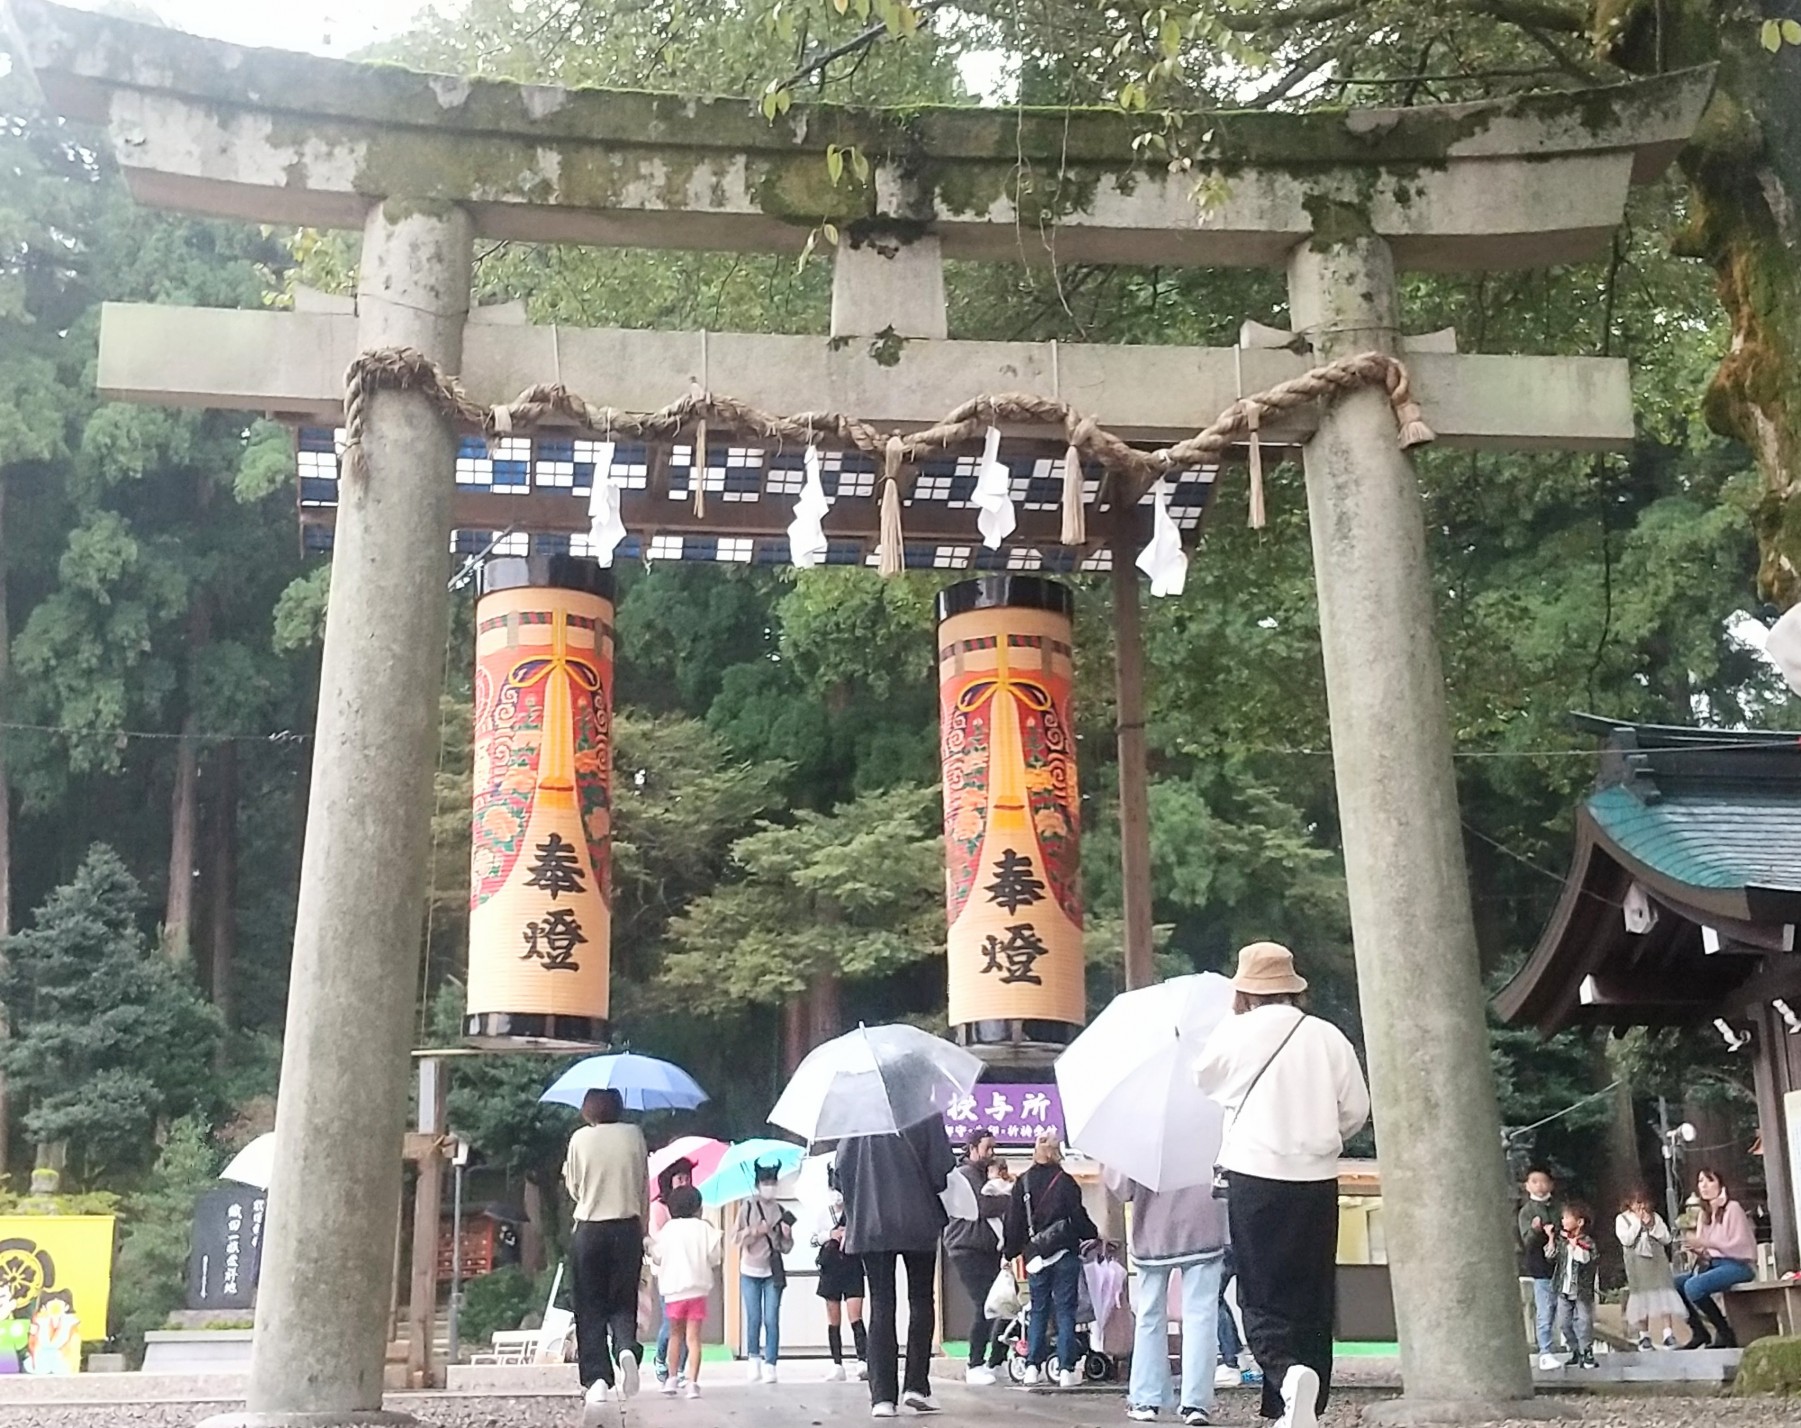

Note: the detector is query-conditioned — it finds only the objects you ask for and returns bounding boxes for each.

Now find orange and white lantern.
[937,577,1085,1053]
[465,556,615,1047]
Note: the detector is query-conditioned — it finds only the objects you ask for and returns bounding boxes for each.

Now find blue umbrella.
[699,1138,804,1207]
[539,1053,708,1113]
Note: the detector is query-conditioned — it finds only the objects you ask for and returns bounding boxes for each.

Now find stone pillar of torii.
[4,2,1713,1421]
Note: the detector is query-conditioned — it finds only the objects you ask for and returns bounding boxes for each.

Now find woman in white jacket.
[1194,943,1369,1428]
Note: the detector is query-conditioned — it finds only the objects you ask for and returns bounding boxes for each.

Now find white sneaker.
[760,1360,779,1384]
[580,1381,609,1428]
[1022,1364,1043,1386]
[660,1377,679,1397]
[1214,1364,1239,1390]
[617,1350,640,1400]
[1059,1367,1080,1389]
[748,1360,765,1383]
[1281,1365,1320,1428]
[966,1366,997,1386]
[1126,1407,1159,1421]
[855,1360,869,1381]
[1537,1352,1560,1371]
[872,1404,898,1419]
[1661,1330,1678,1349]
[826,1363,848,1382]
[682,1383,701,1400]
[902,1391,940,1413]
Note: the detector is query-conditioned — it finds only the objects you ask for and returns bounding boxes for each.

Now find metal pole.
[1658,1096,1681,1232]
[447,1152,465,1365]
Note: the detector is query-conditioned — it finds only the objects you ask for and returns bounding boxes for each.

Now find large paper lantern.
[937,577,1084,1056]
[465,555,615,1047]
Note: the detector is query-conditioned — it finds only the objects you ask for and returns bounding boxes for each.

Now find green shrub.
[109,1118,218,1366]
[1734,1335,1801,1396]
[459,1267,536,1351]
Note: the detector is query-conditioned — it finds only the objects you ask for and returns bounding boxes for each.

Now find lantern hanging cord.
[338,346,1435,504]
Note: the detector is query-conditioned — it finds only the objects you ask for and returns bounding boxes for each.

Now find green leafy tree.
[0,846,221,1180]
[659,781,944,1010]
[109,1116,219,1363]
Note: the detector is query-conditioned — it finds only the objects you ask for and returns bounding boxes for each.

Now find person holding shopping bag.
[1194,943,1369,1428]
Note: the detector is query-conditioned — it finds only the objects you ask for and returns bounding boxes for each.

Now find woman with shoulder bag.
[1002,1130,1097,1389]
[1194,944,1369,1428]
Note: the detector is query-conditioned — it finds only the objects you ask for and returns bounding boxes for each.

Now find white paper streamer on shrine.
[788,443,831,569]
[584,440,625,567]
[1767,603,1801,696]
[1136,479,1189,598]
[973,426,1016,550]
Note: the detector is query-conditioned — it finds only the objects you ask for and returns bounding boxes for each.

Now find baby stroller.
[999,1241,1122,1384]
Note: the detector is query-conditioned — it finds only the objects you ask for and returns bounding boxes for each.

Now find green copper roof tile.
[1588,782,1801,892]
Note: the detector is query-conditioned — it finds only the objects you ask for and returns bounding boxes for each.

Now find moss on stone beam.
[11,0,1711,173]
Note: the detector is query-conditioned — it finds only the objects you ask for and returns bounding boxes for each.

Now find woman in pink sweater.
[1674,1168,1757,1349]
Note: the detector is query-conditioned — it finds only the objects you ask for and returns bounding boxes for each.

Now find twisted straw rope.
[339,346,1434,504]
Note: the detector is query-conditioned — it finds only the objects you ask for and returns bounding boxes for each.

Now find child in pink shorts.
[650,1186,722,1399]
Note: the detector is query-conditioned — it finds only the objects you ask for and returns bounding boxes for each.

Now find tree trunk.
[782,996,810,1077]
[808,970,842,1048]
[205,740,239,1032]
[520,1177,548,1276]
[1598,4,1801,606]
[165,713,201,960]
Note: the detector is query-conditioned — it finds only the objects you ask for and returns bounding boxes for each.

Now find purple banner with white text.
[942,1083,1065,1147]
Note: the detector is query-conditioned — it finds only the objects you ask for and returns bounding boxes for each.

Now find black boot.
[1700,1301,1737,1349]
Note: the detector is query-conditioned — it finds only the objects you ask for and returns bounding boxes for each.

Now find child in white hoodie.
[649,1186,722,1400]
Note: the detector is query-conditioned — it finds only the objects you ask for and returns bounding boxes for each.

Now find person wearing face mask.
[942,1132,1007,1386]
[813,1167,869,1380]
[733,1163,795,1383]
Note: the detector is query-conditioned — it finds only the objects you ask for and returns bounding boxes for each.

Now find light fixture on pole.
[1713,1018,1751,1053]
[1773,999,1801,1035]
[446,1136,470,1367]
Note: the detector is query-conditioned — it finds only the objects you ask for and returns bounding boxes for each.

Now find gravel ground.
[0,1389,1796,1428]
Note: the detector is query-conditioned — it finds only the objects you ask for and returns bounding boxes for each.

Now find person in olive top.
[563,1088,650,1423]
[943,1132,1006,1385]
[1517,1166,1559,1370]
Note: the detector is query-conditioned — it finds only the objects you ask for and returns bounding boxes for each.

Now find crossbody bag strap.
[1228,1010,1308,1131]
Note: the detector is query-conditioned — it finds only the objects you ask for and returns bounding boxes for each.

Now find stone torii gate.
[4,2,1710,1422]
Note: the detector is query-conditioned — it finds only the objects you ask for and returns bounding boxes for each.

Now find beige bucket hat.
[1231,941,1308,996]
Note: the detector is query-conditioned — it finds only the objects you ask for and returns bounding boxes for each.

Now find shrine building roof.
[1493,716,1801,1037]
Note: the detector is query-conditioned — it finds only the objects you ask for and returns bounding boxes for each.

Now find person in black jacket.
[1002,1130,1096,1389]
[837,1118,956,1418]
[942,1133,1006,1385]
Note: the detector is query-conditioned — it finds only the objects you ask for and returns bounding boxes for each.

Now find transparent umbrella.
[769,1023,983,1145]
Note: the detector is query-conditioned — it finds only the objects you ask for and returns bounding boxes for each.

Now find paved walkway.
[0,1377,1796,1428]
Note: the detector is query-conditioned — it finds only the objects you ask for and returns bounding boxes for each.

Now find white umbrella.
[1054,972,1234,1191]
[769,1023,983,1144]
[220,1133,276,1190]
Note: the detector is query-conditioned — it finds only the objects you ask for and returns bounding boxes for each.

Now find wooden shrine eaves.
[97,303,1635,453]
[7,0,1711,272]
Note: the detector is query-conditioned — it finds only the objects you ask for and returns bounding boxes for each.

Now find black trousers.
[571,1218,644,1389]
[1227,1173,1336,1421]
[948,1249,1006,1368]
[862,1250,937,1405]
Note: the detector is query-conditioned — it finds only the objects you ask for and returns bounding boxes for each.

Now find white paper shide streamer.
[584,440,625,567]
[973,426,1016,550]
[1135,479,1189,598]
[1767,603,1801,697]
[788,444,831,569]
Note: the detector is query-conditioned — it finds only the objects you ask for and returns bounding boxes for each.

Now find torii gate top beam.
[7,0,1709,273]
